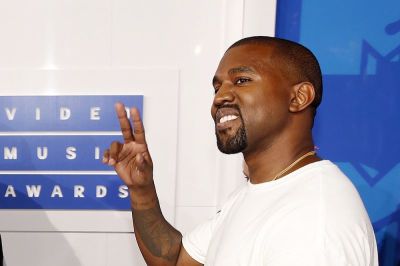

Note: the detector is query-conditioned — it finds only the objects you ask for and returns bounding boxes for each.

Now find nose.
[213,83,235,107]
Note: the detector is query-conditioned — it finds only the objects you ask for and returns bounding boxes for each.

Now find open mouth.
[219,114,238,124]
[215,106,241,130]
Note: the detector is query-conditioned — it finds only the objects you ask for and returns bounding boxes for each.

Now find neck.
[243,133,319,184]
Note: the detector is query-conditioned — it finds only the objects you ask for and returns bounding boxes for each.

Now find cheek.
[239,90,269,116]
[239,93,270,130]
[239,89,287,136]
[243,106,272,134]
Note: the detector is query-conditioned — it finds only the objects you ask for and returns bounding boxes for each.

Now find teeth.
[219,115,238,124]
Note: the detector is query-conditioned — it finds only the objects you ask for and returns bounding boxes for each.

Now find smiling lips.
[215,107,241,130]
[219,115,238,124]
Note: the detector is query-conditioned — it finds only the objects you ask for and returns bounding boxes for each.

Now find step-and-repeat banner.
[276,0,400,265]
[0,95,142,210]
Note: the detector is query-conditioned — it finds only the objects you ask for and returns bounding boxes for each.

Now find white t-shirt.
[182,160,378,265]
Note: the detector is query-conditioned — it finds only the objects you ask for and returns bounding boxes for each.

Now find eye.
[235,77,251,85]
[213,86,220,94]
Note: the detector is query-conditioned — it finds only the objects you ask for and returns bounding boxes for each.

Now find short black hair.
[228,36,323,110]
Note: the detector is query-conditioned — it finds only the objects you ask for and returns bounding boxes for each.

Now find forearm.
[130,186,182,266]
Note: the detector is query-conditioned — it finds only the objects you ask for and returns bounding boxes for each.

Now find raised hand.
[102,102,153,190]
[102,103,199,266]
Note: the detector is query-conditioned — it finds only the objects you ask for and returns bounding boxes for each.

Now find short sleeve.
[182,212,221,264]
[182,185,246,264]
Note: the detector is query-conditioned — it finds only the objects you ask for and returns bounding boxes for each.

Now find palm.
[114,142,153,188]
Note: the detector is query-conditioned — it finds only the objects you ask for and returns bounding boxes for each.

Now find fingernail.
[108,158,115,166]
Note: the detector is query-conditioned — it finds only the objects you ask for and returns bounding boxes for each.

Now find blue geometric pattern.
[276,1,400,265]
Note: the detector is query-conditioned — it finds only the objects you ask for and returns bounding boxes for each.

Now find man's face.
[211,44,292,154]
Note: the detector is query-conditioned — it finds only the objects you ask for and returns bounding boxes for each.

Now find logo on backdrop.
[0,95,143,210]
[316,17,400,183]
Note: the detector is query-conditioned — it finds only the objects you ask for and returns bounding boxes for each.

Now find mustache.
[217,104,240,112]
[215,104,243,120]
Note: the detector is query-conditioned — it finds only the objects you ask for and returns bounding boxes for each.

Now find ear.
[289,82,316,113]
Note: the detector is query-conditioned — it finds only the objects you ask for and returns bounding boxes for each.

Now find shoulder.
[292,161,373,233]
[265,161,377,258]
[312,161,370,222]
[291,160,367,211]
[303,161,378,265]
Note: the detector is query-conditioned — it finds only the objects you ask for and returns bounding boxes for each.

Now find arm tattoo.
[133,207,182,262]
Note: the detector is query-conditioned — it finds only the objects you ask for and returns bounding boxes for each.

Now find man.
[103,36,378,265]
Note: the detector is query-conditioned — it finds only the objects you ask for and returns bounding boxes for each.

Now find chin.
[216,134,248,154]
[217,146,243,154]
[215,121,248,154]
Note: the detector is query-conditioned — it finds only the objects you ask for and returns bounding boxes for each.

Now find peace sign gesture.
[103,102,153,190]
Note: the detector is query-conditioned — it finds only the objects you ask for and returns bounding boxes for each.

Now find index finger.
[130,107,147,144]
[115,102,134,143]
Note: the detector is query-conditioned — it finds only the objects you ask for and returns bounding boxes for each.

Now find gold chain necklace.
[271,151,316,181]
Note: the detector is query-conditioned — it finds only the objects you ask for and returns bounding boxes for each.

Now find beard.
[216,119,248,154]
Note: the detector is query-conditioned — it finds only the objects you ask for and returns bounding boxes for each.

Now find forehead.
[216,44,278,74]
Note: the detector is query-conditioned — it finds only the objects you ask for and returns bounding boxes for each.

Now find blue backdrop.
[276,1,400,265]
[0,95,143,210]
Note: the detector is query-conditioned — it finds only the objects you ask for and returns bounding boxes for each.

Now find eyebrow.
[228,66,256,75]
[212,66,256,86]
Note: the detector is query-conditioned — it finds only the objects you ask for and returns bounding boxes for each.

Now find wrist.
[129,184,158,210]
